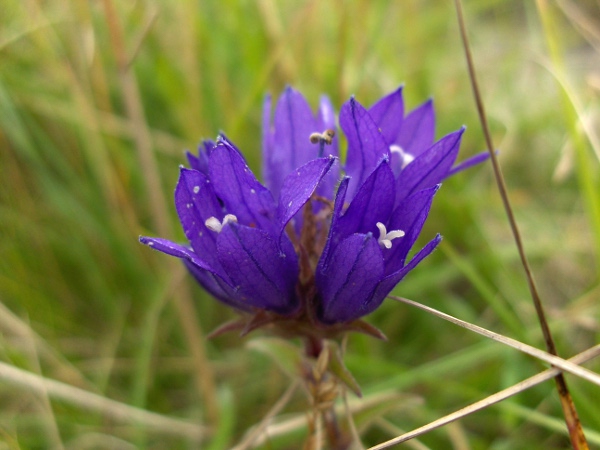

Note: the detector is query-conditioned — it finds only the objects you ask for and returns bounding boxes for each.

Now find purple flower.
[140,87,485,336]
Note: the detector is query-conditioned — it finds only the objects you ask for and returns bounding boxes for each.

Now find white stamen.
[376,222,405,249]
[390,144,415,169]
[193,186,200,194]
[205,214,238,233]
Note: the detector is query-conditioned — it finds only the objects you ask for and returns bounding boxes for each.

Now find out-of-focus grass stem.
[455,1,588,448]
[537,0,600,276]
[101,0,219,426]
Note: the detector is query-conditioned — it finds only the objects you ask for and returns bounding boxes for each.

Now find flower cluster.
[140,86,486,338]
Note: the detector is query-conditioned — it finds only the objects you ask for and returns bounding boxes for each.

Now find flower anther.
[205,214,238,233]
[376,222,405,249]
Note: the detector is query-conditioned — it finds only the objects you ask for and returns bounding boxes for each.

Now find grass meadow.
[1,0,599,448]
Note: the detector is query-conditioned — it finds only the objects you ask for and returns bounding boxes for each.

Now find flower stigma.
[205,214,238,233]
[390,144,415,169]
[309,129,336,157]
[376,222,405,249]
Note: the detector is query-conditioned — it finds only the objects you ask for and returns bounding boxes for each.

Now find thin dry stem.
[368,344,600,449]
[250,391,414,447]
[0,300,92,390]
[0,361,206,441]
[231,380,301,450]
[339,334,364,449]
[388,295,600,386]
[22,316,65,450]
[373,419,431,450]
[101,0,219,425]
[454,0,588,448]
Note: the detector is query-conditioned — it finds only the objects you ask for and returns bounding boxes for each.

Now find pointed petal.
[277,155,336,237]
[217,223,299,314]
[384,185,438,275]
[340,97,390,200]
[368,86,404,145]
[186,151,201,172]
[269,87,320,197]
[318,176,349,270]
[209,141,276,232]
[182,259,251,311]
[261,94,276,189]
[395,127,464,201]
[316,233,384,324]
[318,95,336,130]
[334,160,395,240]
[447,150,490,177]
[175,167,225,273]
[396,99,435,158]
[186,140,215,174]
[316,95,340,200]
[139,236,238,304]
[367,234,442,315]
[139,236,207,265]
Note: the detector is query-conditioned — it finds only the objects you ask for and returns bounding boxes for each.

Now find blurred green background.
[1,0,599,448]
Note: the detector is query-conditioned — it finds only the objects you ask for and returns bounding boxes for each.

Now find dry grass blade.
[454,0,588,448]
[368,344,600,449]
[388,295,600,387]
[248,391,417,447]
[0,361,206,441]
[101,0,219,425]
[231,380,300,450]
[0,300,91,390]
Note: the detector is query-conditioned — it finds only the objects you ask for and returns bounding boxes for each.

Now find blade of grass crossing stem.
[453,1,588,448]
[368,344,600,449]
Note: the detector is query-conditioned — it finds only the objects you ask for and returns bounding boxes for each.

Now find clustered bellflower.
[140,86,486,340]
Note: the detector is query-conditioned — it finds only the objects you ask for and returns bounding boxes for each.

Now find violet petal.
[261,94,276,189]
[270,87,320,197]
[316,233,384,324]
[340,97,390,200]
[368,86,404,145]
[175,167,225,274]
[318,176,350,271]
[395,127,464,202]
[334,159,395,241]
[447,150,490,177]
[217,223,299,314]
[384,185,439,275]
[209,141,276,232]
[277,155,336,238]
[186,140,215,174]
[139,236,232,284]
[182,259,252,311]
[316,95,340,199]
[367,234,442,314]
[396,99,435,158]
